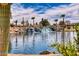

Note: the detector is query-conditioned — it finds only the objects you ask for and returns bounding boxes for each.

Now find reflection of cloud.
[11,3,79,24]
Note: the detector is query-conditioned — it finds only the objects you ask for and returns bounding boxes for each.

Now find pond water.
[9,28,76,54]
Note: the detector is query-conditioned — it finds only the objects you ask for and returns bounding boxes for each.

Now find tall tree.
[39,19,50,27]
[31,17,35,25]
[26,20,29,27]
[21,17,25,27]
[14,20,18,27]
[54,19,58,43]
[61,14,65,22]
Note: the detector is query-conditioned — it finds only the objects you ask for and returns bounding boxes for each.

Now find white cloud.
[11,3,79,25]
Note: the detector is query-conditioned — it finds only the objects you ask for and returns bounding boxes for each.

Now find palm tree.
[14,20,18,27]
[31,17,35,25]
[61,14,65,22]
[42,18,44,21]
[26,20,29,27]
[54,19,58,43]
[21,17,25,27]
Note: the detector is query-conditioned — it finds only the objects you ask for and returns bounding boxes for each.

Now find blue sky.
[21,3,70,8]
[21,3,70,14]
[11,3,79,24]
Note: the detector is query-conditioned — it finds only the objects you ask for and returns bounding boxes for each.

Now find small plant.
[51,42,77,56]
[74,23,79,54]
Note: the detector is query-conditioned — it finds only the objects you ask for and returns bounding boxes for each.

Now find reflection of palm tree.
[31,17,35,25]
[33,34,35,48]
[23,34,25,47]
[23,33,25,47]
[15,33,18,47]
[54,19,58,43]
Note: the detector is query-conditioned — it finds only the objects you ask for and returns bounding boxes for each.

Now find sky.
[11,3,79,25]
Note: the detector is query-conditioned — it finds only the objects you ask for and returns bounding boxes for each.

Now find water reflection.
[23,33,25,47]
[15,33,18,47]
[32,33,35,48]
[9,31,76,54]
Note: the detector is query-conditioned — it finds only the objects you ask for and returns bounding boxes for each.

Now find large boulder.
[40,51,51,55]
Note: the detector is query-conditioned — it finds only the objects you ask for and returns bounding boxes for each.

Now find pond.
[9,29,76,55]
